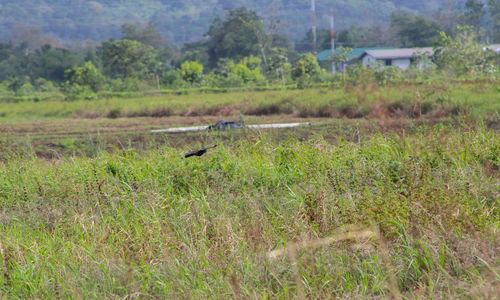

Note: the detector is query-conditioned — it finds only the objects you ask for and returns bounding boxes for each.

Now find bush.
[35,78,60,93]
[292,53,325,88]
[205,72,245,88]
[208,56,267,88]
[18,82,35,97]
[265,48,292,85]
[180,61,203,85]
[433,26,498,78]
[62,83,97,101]
[161,70,187,89]
[65,61,105,92]
[122,77,145,92]
[373,66,403,86]
[231,63,266,85]
[6,76,30,96]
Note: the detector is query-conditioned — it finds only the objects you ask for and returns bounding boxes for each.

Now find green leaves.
[433,26,497,77]
[101,39,161,80]
[291,53,324,88]
[65,62,105,93]
[206,8,265,68]
[180,61,203,85]
[390,13,441,47]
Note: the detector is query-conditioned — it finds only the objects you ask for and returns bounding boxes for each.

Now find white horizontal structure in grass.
[151,122,311,133]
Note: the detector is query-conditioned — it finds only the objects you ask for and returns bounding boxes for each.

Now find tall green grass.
[0,125,498,298]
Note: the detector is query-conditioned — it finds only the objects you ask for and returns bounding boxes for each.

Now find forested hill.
[0,0,448,45]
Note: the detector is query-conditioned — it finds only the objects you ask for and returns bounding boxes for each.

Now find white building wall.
[362,55,373,66]
[362,55,382,68]
[362,54,432,70]
[391,58,411,70]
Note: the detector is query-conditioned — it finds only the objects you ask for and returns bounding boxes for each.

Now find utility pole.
[311,0,317,55]
[330,9,336,73]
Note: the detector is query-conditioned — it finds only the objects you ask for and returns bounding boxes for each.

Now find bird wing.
[184,151,198,158]
[185,145,217,158]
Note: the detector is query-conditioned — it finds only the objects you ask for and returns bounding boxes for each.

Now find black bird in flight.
[184,145,217,158]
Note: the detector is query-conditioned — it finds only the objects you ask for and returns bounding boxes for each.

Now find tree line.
[0,5,498,100]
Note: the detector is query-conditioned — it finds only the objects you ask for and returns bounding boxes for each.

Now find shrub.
[373,66,403,86]
[208,56,267,88]
[292,53,322,79]
[433,26,498,78]
[62,83,97,101]
[180,61,203,85]
[292,53,325,88]
[64,61,105,92]
[35,78,60,93]
[161,70,187,89]
[231,63,266,85]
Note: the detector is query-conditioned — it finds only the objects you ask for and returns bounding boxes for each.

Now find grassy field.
[0,82,499,122]
[1,81,498,158]
[0,82,499,298]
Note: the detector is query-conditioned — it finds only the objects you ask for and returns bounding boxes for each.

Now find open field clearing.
[0,126,499,298]
[1,82,498,157]
[2,116,485,158]
[0,83,499,298]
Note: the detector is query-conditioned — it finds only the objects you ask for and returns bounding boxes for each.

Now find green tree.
[265,47,291,84]
[488,0,500,42]
[206,7,266,68]
[390,13,441,47]
[291,53,323,88]
[208,56,266,87]
[336,26,387,48]
[6,76,29,95]
[180,61,203,84]
[65,61,105,92]
[232,56,265,84]
[101,39,160,80]
[120,21,174,65]
[433,26,497,76]
[465,0,486,32]
[27,45,85,82]
[121,22,164,49]
[433,0,467,35]
[295,29,331,53]
[336,47,353,67]
[0,42,22,82]
[291,53,322,79]
[179,41,210,68]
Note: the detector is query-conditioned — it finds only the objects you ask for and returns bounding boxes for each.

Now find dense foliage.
[0,0,454,45]
[0,5,497,101]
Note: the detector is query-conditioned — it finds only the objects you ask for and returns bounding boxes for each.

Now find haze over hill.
[0,0,450,45]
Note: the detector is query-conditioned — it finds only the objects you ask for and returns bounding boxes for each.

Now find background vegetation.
[0,2,498,103]
[0,0,472,44]
[0,2,499,298]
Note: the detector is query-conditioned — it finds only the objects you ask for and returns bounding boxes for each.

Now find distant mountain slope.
[0,0,447,45]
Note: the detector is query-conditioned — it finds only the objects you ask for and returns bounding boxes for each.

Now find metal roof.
[316,47,396,61]
[484,44,500,52]
[361,47,434,60]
